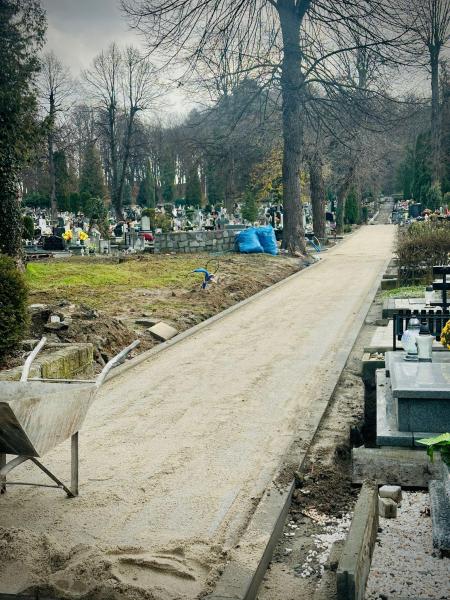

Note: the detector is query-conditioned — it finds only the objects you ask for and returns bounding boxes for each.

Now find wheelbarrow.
[0,337,139,498]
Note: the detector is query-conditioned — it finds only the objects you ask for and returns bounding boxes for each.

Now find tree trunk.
[48,94,57,222]
[108,106,122,221]
[430,50,441,186]
[278,1,307,254]
[335,171,354,234]
[355,183,362,225]
[116,109,138,219]
[308,156,326,241]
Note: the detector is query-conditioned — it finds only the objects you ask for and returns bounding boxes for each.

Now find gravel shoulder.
[367,492,450,600]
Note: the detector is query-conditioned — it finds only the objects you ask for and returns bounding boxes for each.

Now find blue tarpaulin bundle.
[235,226,278,255]
[235,228,263,253]
[255,225,278,255]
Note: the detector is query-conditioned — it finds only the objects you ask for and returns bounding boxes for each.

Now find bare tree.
[122,0,413,254]
[84,43,159,219]
[408,0,450,184]
[39,51,73,220]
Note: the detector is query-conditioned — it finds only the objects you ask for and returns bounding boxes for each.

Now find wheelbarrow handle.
[96,340,140,388]
[20,337,47,382]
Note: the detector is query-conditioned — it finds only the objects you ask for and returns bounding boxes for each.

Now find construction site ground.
[0,224,394,600]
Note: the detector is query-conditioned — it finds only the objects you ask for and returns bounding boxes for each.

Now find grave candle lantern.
[401,317,421,361]
[416,322,434,363]
[425,285,434,306]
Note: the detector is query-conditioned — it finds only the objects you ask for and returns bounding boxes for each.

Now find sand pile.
[0,526,217,599]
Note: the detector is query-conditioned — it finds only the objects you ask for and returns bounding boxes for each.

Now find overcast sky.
[41,0,142,74]
[41,0,194,115]
[41,0,435,111]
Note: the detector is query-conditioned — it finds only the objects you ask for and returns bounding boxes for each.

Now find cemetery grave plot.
[366,491,450,599]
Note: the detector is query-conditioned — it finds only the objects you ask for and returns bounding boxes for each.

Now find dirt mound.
[29,301,154,370]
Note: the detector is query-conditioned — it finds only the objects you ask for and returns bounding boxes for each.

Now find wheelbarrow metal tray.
[0,381,95,457]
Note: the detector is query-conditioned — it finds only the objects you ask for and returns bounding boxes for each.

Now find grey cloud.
[41,0,143,74]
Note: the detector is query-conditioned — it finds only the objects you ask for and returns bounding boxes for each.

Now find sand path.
[0,225,394,599]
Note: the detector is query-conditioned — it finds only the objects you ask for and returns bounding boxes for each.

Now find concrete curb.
[205,250,392,599]
[206,482,295,600]
[337,480,379,600]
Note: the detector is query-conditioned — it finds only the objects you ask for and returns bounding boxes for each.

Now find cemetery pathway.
[1,224,395,600]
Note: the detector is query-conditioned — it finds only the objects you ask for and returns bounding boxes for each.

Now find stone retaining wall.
[0,343,94,381]
[154,230,239,254]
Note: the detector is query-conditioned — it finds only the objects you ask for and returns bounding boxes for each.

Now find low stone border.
[0,343,94,382]
[336,481,379,600]
[352,447,442,488]
[154,229,238,254]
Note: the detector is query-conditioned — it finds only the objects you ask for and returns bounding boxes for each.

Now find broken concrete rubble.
[379,485,402,504]
[378,497,397,519]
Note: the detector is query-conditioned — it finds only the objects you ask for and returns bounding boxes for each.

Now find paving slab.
[0,225,395,600]
[148,321,179,341]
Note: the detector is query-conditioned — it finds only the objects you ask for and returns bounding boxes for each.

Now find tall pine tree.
[54,150,70,211]
[412,133,432,203]
[241,187,258,223]
[185,164,202,207]
[137,160,156,207]
[160,152,175,203]
[79,143,106,200]
[0,0,45,258]
[206,162,225,207]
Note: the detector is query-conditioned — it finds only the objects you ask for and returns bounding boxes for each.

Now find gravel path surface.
[367,492,450,600]
[0,225,394,600]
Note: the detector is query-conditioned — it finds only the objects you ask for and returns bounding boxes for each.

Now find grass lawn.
[381,285,425,299]
[26,255,204,291]
[25,253,301,316]
[25,255,212,310]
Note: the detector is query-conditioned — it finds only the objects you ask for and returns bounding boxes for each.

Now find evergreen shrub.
[0,255,28,359]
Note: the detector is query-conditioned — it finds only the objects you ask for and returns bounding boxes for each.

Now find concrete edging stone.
[336,480,379,600]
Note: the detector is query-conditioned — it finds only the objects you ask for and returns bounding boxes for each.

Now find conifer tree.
[241,187,258,223]
[79,143,106,200]
[185,164,202,207]
[137,160,156,207]
[0,0,45,258]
